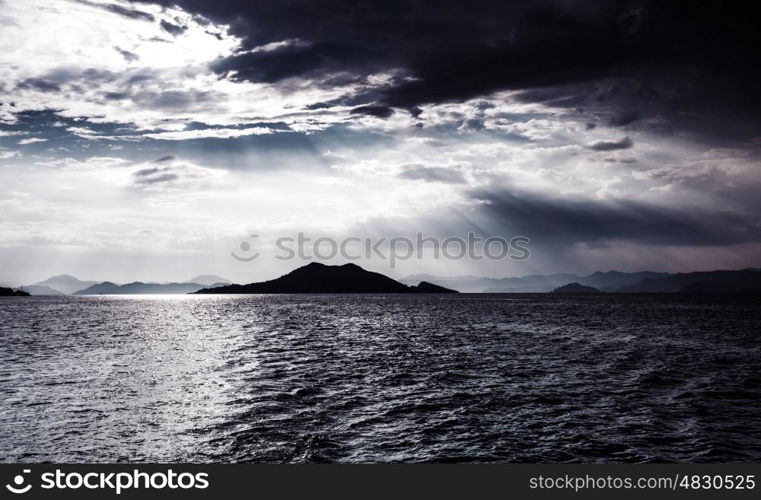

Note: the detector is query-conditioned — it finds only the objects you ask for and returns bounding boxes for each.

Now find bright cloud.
[1,0,760,283]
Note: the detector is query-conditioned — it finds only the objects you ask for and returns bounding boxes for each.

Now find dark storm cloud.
[209,40,371,86]
[75,0,155,21]
[160,19,186,36]
[128,0,761,138]
[469,188,761,247]
[103,91,129,100]
[17,68,119,95]
[350,105,394,118]
[132,158,187,186]
[115,47,139,63]
[587,137,633,151]
[133,170,179,185]
[134,167,162,177]
[18,78,61,93]
[132,89,214,109]
[99,88,218,109]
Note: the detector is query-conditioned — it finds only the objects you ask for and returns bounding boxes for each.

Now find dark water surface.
[1,294,760,463]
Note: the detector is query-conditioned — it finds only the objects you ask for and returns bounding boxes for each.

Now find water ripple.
[1,293,760,462]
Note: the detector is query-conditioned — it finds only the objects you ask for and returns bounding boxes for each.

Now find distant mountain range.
[616,269,761,293]
[185,275,231,287]
[197,263,458,294]
[8,268,761,296]
[18,284,66,295]
[399,270,671,292]
[401,268,761,293]
[28,274,99,295]
[74,281,229,295]
[17,274,231,295]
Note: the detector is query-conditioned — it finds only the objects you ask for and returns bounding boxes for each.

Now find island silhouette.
[195,262,458,294]
[552,282,601,293]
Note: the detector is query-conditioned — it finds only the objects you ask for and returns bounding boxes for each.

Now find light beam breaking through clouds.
[1,0,761,284]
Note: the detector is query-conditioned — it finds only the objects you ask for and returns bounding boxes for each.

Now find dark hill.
[0,287,30,296]
[408,281,457,293]
[196,263,459,294]
[552,282,601,293]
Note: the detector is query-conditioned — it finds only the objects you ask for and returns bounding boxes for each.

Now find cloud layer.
[1,0,760,282]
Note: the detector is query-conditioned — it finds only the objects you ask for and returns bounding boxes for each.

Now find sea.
[1,294,760,463]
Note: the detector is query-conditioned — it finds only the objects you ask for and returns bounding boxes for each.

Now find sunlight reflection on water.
[1,294,760,463]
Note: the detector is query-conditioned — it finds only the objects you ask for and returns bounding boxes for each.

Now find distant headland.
[552,283,600,294]
[195,262,458,294]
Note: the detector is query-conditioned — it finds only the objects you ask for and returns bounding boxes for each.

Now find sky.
[1,0,761,285]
